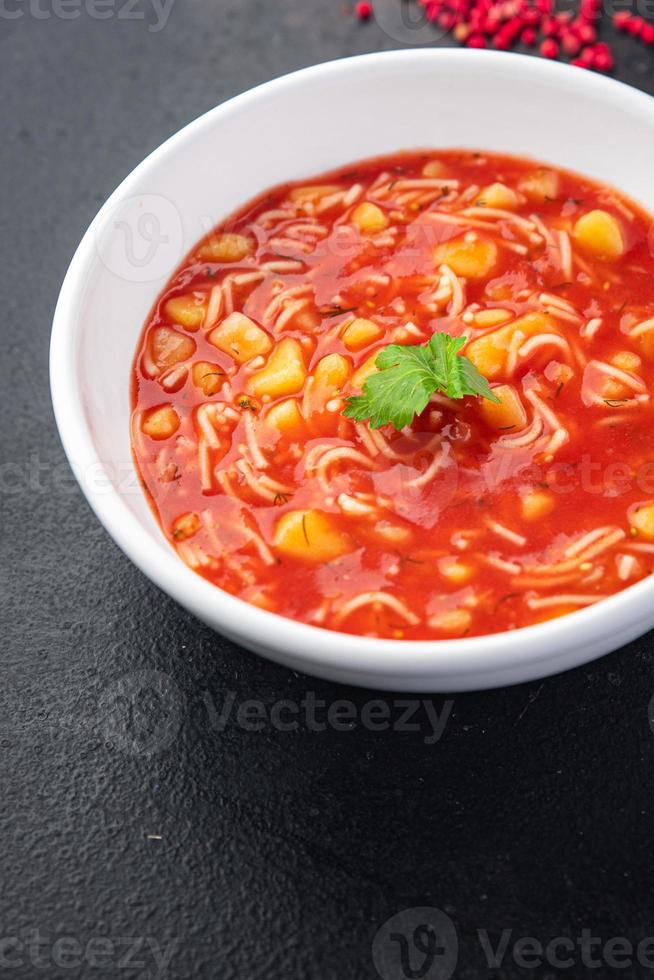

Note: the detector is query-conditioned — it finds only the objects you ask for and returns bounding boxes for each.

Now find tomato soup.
[131,150,654,639]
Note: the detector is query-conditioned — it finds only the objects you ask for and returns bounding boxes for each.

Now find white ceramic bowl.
[51,49,654,691]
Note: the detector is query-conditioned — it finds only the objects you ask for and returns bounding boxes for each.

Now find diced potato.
[434,237,498,279]
[265,398,304,435]
[164,293,206,331]
[599,353,641,401]
[290,184,342,203]
[422,160,447,178]
[611,351,641,372]
[248,338,306,400]
[192,361,225,397]
[273,509,353,562]
[172,512,200,541]
[474,308,513,328]
[521,490,556,521]
[198,233,252,262]
[149,327,196,373]
[314,353,351,390]
[350,350,381,391]
[478,182,519,210]
[208,312,272,365]
[630,502,654,539]
[478,383,527,431]
[428,608,472,635]
[465,333,506,380]
[573,210,624,261]
[518,169,559,202]
[142,405,180,440]
[351,202,389,234]
[341,317,383,352]
[510,311,556,336]
[466,312,556,380]
[438,557,475,585]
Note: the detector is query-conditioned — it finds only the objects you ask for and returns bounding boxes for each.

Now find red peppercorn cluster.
[613,10,654,45]
[354,0,623,72]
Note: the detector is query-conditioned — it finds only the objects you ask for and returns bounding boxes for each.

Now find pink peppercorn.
[594,47,614,70]
[613,10,630,29]
[466,31,487,45]
[522,26,537,44]
[579,0,600,21]
[492,30,511,48]
[626,15,643,36]
[562,33,581,55]
[579,44,595,64]
[577,21,597,43]
[641,22,654,43]
[355,0,372,18]
[540,37,558,57]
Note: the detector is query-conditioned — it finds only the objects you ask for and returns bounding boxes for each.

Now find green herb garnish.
[343,332,499,431]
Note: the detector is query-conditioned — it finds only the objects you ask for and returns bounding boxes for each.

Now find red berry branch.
[353,0,652,71]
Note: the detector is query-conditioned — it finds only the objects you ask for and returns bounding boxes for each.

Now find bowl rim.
[50,48,654,685]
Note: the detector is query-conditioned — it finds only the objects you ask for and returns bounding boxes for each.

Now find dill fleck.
[319,305,357,318]
[495,592,520,611]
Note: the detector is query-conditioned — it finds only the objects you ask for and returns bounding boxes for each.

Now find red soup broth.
[131,150,654,639]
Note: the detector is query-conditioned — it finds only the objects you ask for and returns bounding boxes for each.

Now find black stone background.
[3,2,654,977]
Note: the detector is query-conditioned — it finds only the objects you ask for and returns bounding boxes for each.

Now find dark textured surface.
[3,3,654,977]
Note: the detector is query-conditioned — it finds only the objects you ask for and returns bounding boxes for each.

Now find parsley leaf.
[343,332,499,430]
